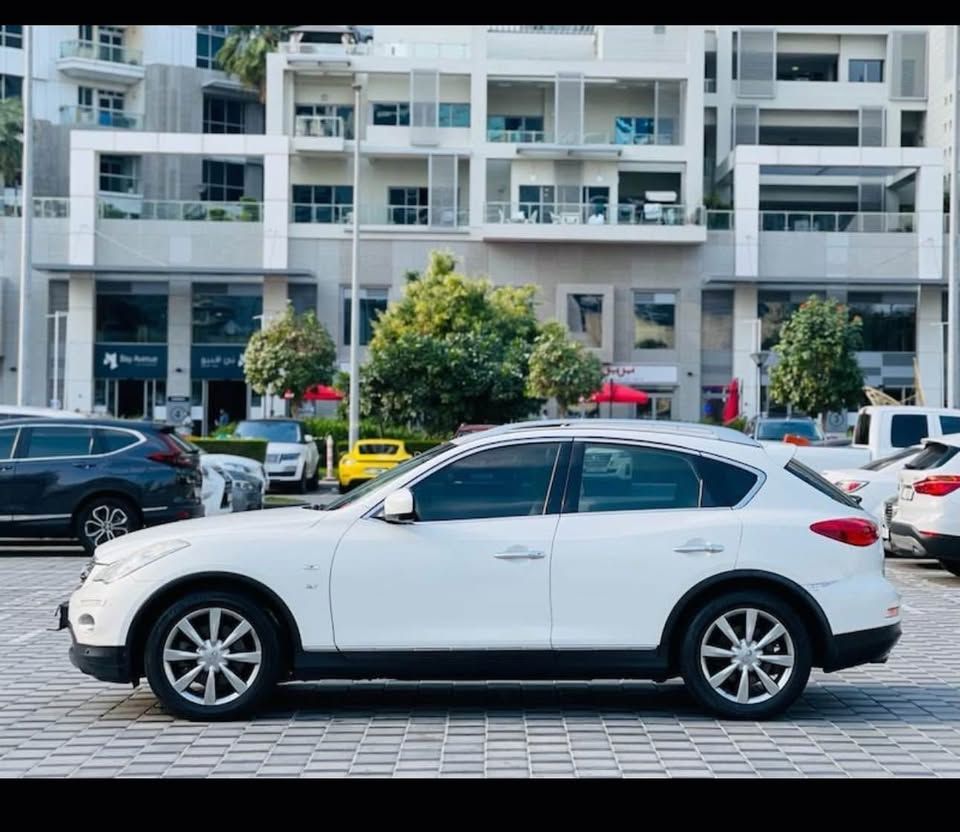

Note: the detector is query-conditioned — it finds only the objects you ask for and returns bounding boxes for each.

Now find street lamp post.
[16,25,33,406]
[750,350,771,421]
[348,80,362,449]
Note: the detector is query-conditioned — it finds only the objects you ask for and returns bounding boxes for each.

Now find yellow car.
[338,439,413,492]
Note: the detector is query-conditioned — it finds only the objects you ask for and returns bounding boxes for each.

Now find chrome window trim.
[9,424,146,462]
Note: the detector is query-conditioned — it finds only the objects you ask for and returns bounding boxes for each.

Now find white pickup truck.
[765,406,960,471]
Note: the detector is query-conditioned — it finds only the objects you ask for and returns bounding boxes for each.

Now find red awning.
[590,381,650,404]
[300,385,344,401]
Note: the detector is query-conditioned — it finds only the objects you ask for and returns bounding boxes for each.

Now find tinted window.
[698,456,761,508]
[785,459,860,508]
[23,427,94,458]
[853,412,871,445]
[575,444,701,513]
[96,429,138,454]
[0,429,16,459]
[412,443,561,522]
[940,416,960,436]
[891,414,928,448]
[862,446,921,471]
[756,420,823,441]
[905,442,960,471]
[357,443,401,455]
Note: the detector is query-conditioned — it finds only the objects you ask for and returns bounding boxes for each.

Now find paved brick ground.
[1,548,959,778]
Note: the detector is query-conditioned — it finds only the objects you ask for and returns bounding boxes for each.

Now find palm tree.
[216,26,294,103]
[0,97,23,201]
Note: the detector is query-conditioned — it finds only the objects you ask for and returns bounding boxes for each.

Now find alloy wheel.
[83,505,131,547]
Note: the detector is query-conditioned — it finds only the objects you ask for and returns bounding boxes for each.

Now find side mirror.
[304,434,314,443]
[383,488,415,523]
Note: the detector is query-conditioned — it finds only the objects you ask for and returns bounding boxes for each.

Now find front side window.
[203,96,245,134]
[412,442,562,522]
[567,293,603,349]
[342,287,388,346]
[291,184,353,223]
[633,291,676,349]
[849,59,884,83]
[22,427,94,459]
[201,160,244,201]
[940,416,960,436]
[891,413,928,448]
[0,429,16,459]
[372,102,411,126]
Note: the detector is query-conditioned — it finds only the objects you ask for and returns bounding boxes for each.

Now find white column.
[732,284,760,419]
[715,27,734,163]
[68,146,97,266]
[262,275,289,414]
[683,27,705,214]
[265,53,286,136]
[733,158,760,278]
[166,279,192,399]
[64,275,95,412]
[916,284,946,407]
[262,147,290,271]
[469,26,487,226]
[915,159,944,281]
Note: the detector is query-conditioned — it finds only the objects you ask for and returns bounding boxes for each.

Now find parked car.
[886,435,960,576]
[60,419,900,721]
[199,452,267,510]
[0,405,87,421]
[746,417,824,443]
[232,419,320,493]
[823,446,924,519]
[338,439,413,492]
[200,459,233,516]
[0,418,202,554]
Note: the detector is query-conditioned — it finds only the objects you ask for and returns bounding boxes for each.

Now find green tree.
[0,97,23,193]
[768,295,864,422]
[527,320,603,416]
[216,26,294,102]
[362,250,542,434]
[243,306,336,411]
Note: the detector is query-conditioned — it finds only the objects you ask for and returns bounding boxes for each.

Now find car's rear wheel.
[76,496,141,555]
[307,464,319,491]
[144,591,281,721]
[680,592,812,720]
[296,467,309,494]
[939,559,960,577]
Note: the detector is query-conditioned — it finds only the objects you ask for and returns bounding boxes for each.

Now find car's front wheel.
[76,496,141,555]
[307,464,319,491]
[144,592,282,720]
[680,592,812,720]
[939,559,960,577]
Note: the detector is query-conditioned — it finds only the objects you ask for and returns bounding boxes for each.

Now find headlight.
[280,453,301,462]
[93,540,190,584]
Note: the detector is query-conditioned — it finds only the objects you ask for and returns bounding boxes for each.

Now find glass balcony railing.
[488,26,595,35]
[759,211,916,233]
[485,202,693,226]
[294,115,351,139]
[61,106,142,129]
[281,41,469,59]
[1,197,70,218]
[706,210,734,230]
[487,128,550,143]
[98,199,262,221]
[59,39,142,66]
[704,78,717,93]
[291,204,468,226]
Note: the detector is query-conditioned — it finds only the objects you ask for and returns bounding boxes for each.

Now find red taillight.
[912,476,960,497]
[810,518,879,547]
[836,480,868,493]
[148,434,197,469]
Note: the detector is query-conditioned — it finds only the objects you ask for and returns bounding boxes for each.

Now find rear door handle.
[494,549,545,560]
[73,463,97,470]
[673,542,725,554]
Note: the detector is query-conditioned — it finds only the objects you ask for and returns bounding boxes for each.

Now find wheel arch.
[72,489,143,529]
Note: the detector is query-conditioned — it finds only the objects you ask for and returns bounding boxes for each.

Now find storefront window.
[96,283,168,343]
[633,291,676,349]
[637,392,674,420]
[192,283,262,344]
[847,292,916,352]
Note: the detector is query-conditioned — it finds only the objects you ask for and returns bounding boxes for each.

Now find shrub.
[190,438,268,463]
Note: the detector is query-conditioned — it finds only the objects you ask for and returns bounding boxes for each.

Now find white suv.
[59,420,901,721]
[232,418,320,493]
[886,435,960,576]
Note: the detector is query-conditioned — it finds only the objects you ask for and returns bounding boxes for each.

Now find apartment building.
[0,24,954,431]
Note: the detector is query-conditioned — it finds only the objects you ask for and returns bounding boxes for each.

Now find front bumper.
[821,623,902,673]
[58,602,133,684]
[265,460,304,482]
[888,521,960,562]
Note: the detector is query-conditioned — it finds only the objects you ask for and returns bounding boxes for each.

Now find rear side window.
[0,429,16,459]
[95,429,139,454]
[22,427,94,458]
[890,414,928,448]
[940,416,960,436]
[698,456,761,507]
[786,459,860,508]
[905,442,960,471]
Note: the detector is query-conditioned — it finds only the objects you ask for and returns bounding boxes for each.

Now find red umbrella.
[300,385,344,401]
[722,379,740,423]
[590,381,649,418]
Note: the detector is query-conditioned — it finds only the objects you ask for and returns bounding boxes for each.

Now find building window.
[387,186,428,225]
[291,185,353,223]
[99,155,139,193]
[342,288,389,346]
[0,25,22,49]
[295,103,354,138]
[567,294,603,349]
[372,102,411,126]
[197,25,229,69]
[96,282,169,344]
[758,290,826,350]
[518,185,556,223]
[192,283,262,345]
[849,59,884,83]
[637,391,674,421]
[288,283,318,317]
[633,292,676,349]
[615,116,655,145]
[487,115,545,142]
[203,96,245,133]
[438,102,470,127]
[847,292,916,352]
[0,73,22,100]
[201,160,245,201]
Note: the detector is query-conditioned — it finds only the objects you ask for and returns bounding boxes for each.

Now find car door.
[10,425,96,533]
[550,440,756,650]
[0,427,20,533]
[330,440,569,650]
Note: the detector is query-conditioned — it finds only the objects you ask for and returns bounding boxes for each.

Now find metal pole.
[16,25,33,406]
[51,312,62,409]
[348,80,362,449]
[949,24,960,408]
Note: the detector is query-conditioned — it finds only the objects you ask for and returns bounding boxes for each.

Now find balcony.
[487,128,550,144]
[483,201,706,243]
[57,39,145,85]
[60,106,142,130]
[759,211,915,233]
[289,203,469,230]
[97,198,262,222]
[2,197,70,218]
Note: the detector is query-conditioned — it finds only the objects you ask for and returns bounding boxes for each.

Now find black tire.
[75,496,141,556]
[939,559,960,577]
[296,468,308,494]
[679,591,812,720]
[143,591,282,721]
[307,464,319,491]
[338,481,350,494]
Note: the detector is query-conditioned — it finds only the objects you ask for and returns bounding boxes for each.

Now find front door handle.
[494,549,545,560]
[673,541,725,554]
[73,463,97,470]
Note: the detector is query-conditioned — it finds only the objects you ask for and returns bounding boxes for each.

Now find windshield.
[234,420,301,443]
[323,443,453,511]
[862,446,921,471]
[756,420,824,442]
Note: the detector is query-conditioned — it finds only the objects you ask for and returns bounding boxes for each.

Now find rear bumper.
[822,623,902,673]
[888,521,960,562]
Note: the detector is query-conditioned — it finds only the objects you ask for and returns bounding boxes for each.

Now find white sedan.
[823,446,923,519]
[59,419,901,721]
